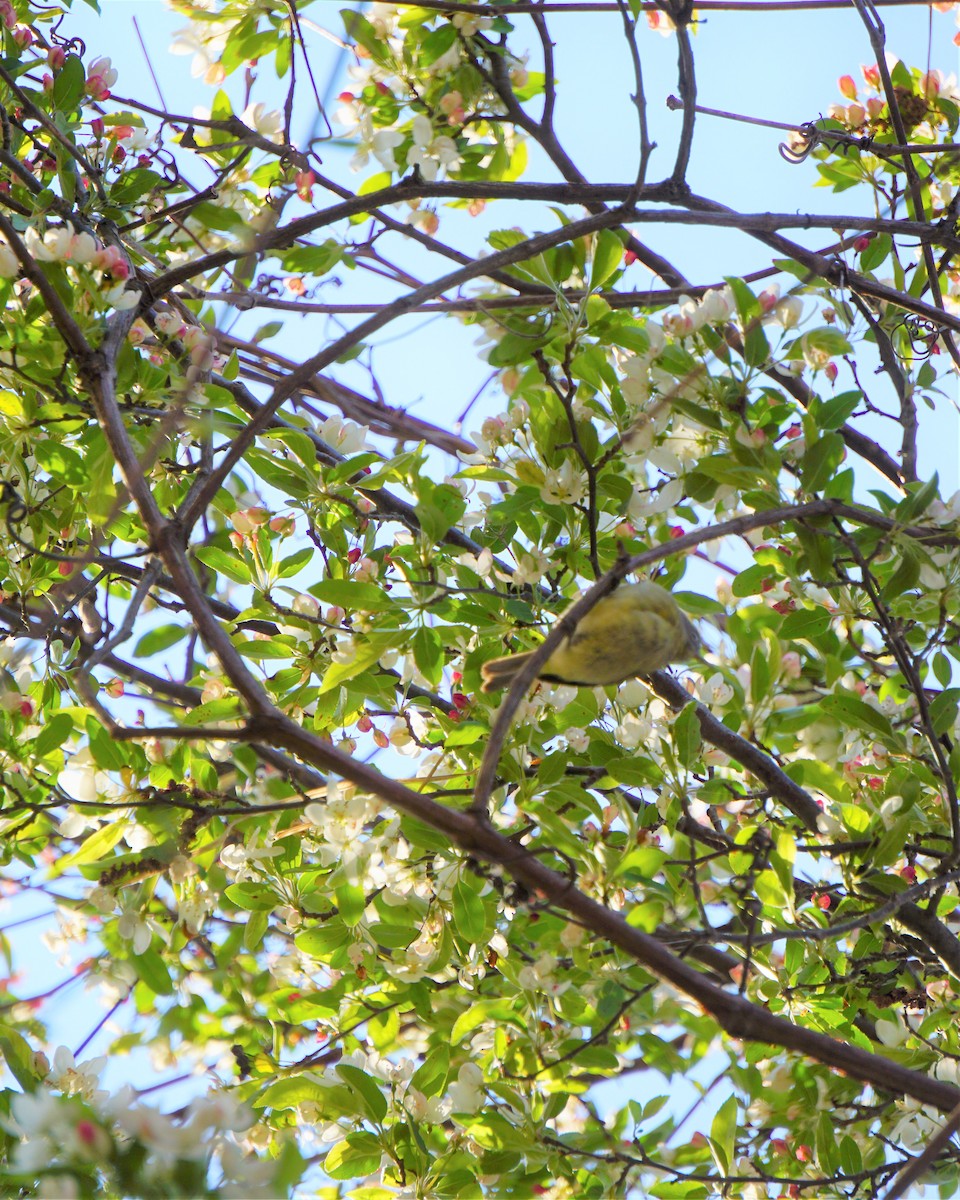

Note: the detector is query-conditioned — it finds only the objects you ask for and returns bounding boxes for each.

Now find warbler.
[481,580,699,692]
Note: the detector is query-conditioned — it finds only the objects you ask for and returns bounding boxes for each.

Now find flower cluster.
[0,224,140,311]
[3,1065,278,1199]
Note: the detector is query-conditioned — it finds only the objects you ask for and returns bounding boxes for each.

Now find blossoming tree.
[0,0,959,1195]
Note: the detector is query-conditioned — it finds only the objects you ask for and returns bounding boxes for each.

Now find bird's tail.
[480,650,536,693]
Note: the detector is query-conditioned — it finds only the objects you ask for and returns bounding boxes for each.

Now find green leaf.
[53,55,85,113]
[278,547,315,578]
[673,702,701,767]
[802,327,853,358]
[337,1064,388,1127]
[453,876,486,943]
[336,883,367,928]
[839,1134,863,1176]
[818,693,894,740]
[858,232,891,272]
[134,624,188,657]
[226,883,279,912]
[33,439,86,485]
[319,632,398,694]
[772,830,796,895]
[451,998,515,1044]
[934,651,953,689]
[324,1132,383,1180]
[260,1077,329,1110]
[708,1094,738,1175]
[872,813,913,868]
[357,171,392,196]
[816,1109,840,1174]
[311,580,398,612]
[131,947,174,996]
[896,473,939,522]
[412,626,444,680]
[726,276,760,323]
[779,607,831,640]
[295,922,352,959]
[0,1026,41,1091]
[411,1045,450,1098]
[800,431,844,494]
[368,922,416,949]
[590,229,623,289]
[340,10,383,58]
[236,639,297,660]
[420,23,457,66]
[816,389,861,431]
[194,545,251,585]
[33,713,74,757]
[648,1185,709,1199]
[54,821,128,876]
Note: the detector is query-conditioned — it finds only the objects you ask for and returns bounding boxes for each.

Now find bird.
[480,580,700,693]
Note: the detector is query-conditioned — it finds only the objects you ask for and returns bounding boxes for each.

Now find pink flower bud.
[295,169,315,201]
[47,46,66,70]
[862,63,880,89]
[92,245,129,280]
[920,71,941,99]
[90,117,104,139]
[838,74,857,100]
[12,27,33,48]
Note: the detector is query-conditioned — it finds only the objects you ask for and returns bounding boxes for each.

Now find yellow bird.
[480,580,700,692]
